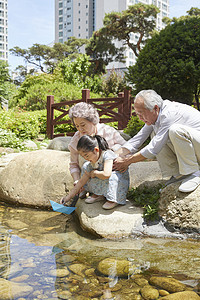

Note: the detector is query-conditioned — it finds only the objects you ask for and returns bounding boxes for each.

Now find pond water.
[0,202,200,299]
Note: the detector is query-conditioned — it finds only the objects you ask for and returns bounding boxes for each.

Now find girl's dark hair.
[77,135,109,152]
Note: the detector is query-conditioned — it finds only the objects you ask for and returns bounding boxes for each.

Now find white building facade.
[0,0,8,61]
[55,0,169,70]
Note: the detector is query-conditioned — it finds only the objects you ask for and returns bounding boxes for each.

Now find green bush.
[127,185,161,221]
[0,128,26,150]
[101,69,127,97]
[10,72,102,111]
[0,110,40,139]
[0,109,77,140]
[124,114,145,137]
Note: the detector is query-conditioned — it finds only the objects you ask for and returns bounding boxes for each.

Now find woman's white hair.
[135,90,163,111]
[69,102,99,125]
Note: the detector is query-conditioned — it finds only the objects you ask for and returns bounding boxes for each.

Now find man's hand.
[113,156,129,172]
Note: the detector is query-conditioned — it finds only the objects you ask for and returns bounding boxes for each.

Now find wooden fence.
[46,89,133,139]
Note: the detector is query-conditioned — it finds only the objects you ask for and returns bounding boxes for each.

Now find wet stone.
[68,263,87,277]
[56,290,72,299]
[149,276,186,293]
[123,287,141,293]
[84,267,96,276]
[97,257,136,277]
[0,278,33,299]
[49,268,69,277]
[10,274,29,282]
[159,289,170,296]
[140,285,160,299]
[159,290,200,299]
[133,276,149,287]
[56,254,76,264]
[87,289,103,297]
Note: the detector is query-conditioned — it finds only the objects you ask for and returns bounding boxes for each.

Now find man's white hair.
[135,90,163,111]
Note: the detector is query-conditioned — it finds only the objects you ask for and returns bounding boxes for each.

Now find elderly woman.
[68,102,126,201]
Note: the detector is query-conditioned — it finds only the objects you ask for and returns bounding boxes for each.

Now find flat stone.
[160,291,200,299]
[149,276,186,293]
[75,199,144,238]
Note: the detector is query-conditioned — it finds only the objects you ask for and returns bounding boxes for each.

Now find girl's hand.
[90,170,97,178]
[60,195,71,205]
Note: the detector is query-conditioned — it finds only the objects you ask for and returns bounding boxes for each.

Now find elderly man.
[114,89,200,192]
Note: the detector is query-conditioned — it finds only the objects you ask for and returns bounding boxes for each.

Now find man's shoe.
[85,195,105,204]
[178,174,200,193]
[102,201,119,210]
[159,175,189,192]
[165,175,189,187]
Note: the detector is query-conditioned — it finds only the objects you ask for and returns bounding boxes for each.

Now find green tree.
[10,37,87,74]
[57,54,102,93]
[100,3,159,57]
[13,65,35,85]
[101,68,127,97]
[126,15,200,108]
[85,31,125,74]
[0,60,16,105]
[0,60,10,84]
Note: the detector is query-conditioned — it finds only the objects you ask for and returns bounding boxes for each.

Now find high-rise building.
[0,0,8,61]
[55,0,169,70]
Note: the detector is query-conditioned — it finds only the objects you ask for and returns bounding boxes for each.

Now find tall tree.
[126,14,200,109]
[100,3,159,57]
[85,30,125,74]
[10,37,87,74]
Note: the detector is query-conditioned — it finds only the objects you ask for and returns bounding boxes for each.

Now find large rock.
[159,182,200,231]
[75,199,144,238]
[47,132,131,152]
[0,150,73,208]
[47,136,72,151]
[129,160,162,188]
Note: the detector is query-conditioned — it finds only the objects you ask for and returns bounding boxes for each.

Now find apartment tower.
[55,0,169,70]
[0,0,8,61]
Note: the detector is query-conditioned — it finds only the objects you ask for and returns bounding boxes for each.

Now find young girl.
[61,135,129,210]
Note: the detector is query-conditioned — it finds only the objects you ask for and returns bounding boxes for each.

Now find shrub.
[0,110,40,139]
[124,114,145,137]
[10,73,101,111]
[0,128,26,150]
[127,185,161,221]
[101,69,127,97]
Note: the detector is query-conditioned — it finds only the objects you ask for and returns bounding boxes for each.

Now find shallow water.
[0,202,199,299]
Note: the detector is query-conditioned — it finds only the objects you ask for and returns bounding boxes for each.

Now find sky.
[8,0,200,71]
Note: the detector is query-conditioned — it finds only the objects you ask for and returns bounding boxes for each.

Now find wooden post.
[82,89,90,103]
[47,95,54,139]
[122,89,131,128]
[118,92,124,130]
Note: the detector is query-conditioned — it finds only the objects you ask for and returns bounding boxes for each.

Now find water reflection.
[0,202,199,299]
[0,224,11,279]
